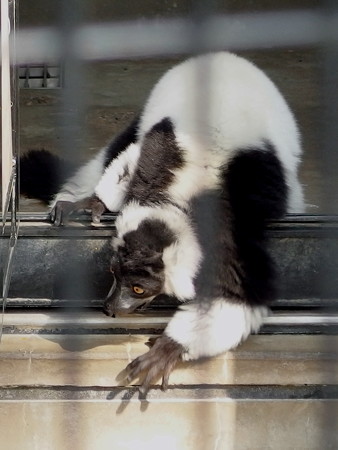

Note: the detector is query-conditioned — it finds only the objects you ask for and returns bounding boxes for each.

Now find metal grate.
[18,64,63,89]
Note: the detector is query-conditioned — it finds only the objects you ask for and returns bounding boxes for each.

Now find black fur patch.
[192,189,247,302]
[226,142,288,227]
[104,116,140,168]
[115,219,176,300]
[126,118,185,205]
[19,149,77,203]
[119,218,176,272]
[225,144,287,305]
[193,142,287,306]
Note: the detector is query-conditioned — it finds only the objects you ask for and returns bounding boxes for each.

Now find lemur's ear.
[122,251,164,272]
[144,251,163,264]
[144,252,164,271]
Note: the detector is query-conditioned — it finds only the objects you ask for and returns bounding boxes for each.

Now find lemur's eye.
[132,286,145,295]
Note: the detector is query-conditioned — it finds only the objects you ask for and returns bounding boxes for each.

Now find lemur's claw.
[125,335,184,395]
[51,201,75,226]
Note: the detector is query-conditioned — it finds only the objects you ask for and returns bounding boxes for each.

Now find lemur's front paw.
[125,335,184,395]
[50,196,107,226]
[50,200,77,226]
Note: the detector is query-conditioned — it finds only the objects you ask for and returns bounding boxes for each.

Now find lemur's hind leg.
[51,195,106,226]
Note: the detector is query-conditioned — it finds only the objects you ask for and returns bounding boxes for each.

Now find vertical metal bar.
[57,0,89,301]
[1,0,19,233]
[0,160,18,342]
[57,3,88,441]
[190,0,220,306]
[1,0,13,210]
[2,160,15,231]
[59,0,86,159]
[189,0,220,53]
[24,66,29,88]
[43,63,48,88]
[320,0,338,442]
[322,3,338,212]
[1,0,19,341]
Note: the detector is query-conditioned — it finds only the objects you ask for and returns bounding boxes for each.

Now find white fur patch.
[165,299,268,361]
[285,169,305,213]
[138,52,304,212]
[114,201,156,238]
[50,148,107,207]
[95,143,141,212]
[51,52,304,218]
[166,133,224,209]
[162,223,202,301]
[52,52,304,215]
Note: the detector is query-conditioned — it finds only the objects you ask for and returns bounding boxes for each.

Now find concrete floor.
[2,332,338,450]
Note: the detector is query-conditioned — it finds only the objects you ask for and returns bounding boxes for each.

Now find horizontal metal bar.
[1,214,338,238]
[12,213,338,224]
[5,297,103,307]
[272,298,338,309]
[15,212,118,223]
[2,311,338,329]
[4,297,338,310]
[1,311,170,329]
[1,385,338,401]
[266,314,338,326]
[13,213,338,224]
[12,10,337,64]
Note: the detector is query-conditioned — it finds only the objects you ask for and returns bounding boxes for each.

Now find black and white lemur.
[21,52,304,393]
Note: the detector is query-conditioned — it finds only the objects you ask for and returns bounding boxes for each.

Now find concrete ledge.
[3,310,338,332]
[1,334,338,387]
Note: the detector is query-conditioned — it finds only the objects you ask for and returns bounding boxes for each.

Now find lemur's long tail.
[19,149,76,204]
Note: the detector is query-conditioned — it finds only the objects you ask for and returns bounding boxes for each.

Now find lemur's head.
[103,204,202,316]
[103,219,174,316]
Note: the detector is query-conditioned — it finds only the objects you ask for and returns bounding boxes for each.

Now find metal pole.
[1,0,13,211]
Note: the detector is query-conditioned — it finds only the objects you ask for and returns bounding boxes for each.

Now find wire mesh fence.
[1,0,338,447]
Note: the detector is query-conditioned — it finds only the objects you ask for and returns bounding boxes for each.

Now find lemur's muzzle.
[103,273,120,316]
[104,251,156,316]
[103,274,147,316]
[103,253,145,316]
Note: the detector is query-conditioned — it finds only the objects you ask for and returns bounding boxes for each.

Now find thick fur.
[21,52,304,384]
[18,118,141,209]
[104,116,140,168]
[19,149,77,203]
[126,118,185,206]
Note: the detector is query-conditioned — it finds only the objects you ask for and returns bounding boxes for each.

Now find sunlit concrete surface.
[1,398,338,450]
[1,333,338,450]
[1,333,338,387]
